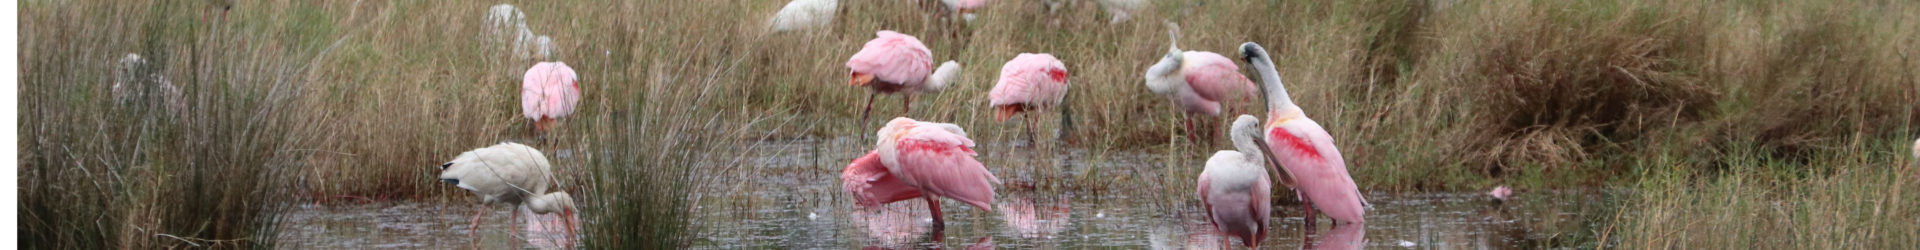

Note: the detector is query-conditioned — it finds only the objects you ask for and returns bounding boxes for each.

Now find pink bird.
[1196,115,1283,248]
[988,53,1070,143]
[842,117,1000,231]
[522,62,581,139]
[1145,23,1256,141]
[1240,42,1368,227]
[846,31,963,133]
[1487,186,1513,201]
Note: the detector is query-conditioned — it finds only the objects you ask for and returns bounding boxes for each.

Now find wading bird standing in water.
[1144,23,1256,142]
[523,62,581,139]
[842,117,1000,232]
[988,53,1070,144]
[1196,115,1294,248]
[437,143,577,249]
[846,31,963,134]
[1241,42,1368,227]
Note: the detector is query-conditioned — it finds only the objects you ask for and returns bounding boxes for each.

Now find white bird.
[484,4,555,60]
[768,0,838,32]
[437,142,577,249]
[112,53,187,120]
[1093,0,1146,24]
[1196,115,1289,248]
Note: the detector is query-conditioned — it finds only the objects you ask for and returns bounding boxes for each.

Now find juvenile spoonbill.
[111,53,187,120]
[988,53,1070,143]
[485,4,554,60]
[846,31,963,132]
[842,117,1000,231]
[522,62,581,139]
[1196,115,1294,248]
[437,143,577,249]
[768,0,838,32]
[1145,23,1256,141]
[1241,42,1368,226]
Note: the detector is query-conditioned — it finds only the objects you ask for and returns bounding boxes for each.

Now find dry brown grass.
[20,0,1920,248]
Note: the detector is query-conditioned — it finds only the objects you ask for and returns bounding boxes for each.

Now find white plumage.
[484,4,555,60]
[768,0,837,32]
[437,142,576,248]
[111,53,186,120]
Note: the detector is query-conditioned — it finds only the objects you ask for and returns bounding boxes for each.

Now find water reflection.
[1304,224,1366,250]
[997,195,1071,239]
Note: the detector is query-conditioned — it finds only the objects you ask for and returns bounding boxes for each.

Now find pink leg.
[469,205,487,249]
[926,196,946,232]
[509,207,522,250]
[859,92,877,139]
[1184,117,1196,143]
[902,95,912,114]
[1300,190,1317,230]
[1026,114,1039,146]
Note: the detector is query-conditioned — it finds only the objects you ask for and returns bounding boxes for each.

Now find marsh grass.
[20,0,1920,248]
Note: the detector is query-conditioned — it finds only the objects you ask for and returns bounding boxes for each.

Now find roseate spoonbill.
[1094,0,1146,24]
[988,53,1070,143]
[437,143,578,249]
[112,53,187,120]
[1487,186,1513,201]
[485,4,554,60]
[523,62,581,139]
[1196,115,1296,248]
[1240,42,1368,227]
[841,117,1000,231]
[768,0,837,32]
[846,31,963,133]
[1145,23,1256,141]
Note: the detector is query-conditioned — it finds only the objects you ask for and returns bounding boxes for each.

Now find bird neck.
[1248,52,1298,115]
[924,61,962,92]
[528,192,573,214]
[1143,55,1183,96]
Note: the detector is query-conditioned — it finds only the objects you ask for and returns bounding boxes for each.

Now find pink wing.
[1181,51,1253,104]
[1266,118,1366,223]
[988,53,1070,108]
[842,151,925,208]
[522,62,582,119]
[890,126,1000,211]
[846,31,934,87]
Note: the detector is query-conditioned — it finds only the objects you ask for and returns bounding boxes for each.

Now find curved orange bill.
[851,72,876,87]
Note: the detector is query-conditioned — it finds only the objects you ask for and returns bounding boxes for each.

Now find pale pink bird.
[846,31,963,133]
[1196,115,1287,248]
[1241,42,1368,227]
[522,62,581,138]
[1306,223,1368,250]
[1487,186,1513,201]
[842,117,1000,231]
[988,53,1070,143]
[1146,23,1256,141]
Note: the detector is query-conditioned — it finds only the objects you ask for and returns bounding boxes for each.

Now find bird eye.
[440,162,453,170]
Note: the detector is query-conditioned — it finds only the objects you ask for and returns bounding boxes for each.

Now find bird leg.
[1300,190,1317,230]
[902,95,912,115]
[469,205,487,249]
[510,207,523,250]
[926,196,946,232]
[860,92,877,140]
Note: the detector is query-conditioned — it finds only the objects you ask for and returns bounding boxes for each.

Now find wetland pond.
[280,137,1612,249]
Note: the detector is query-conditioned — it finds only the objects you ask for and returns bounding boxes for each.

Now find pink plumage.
[521,62,581,120]
[842,151,925,208]
[847,117,1000,229]
[988,53,1069,122]
[1177,51,1255,115]
[846,30,934,89]
[1266,117,1367,224]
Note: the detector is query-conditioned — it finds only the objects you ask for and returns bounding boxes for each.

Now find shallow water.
[277,137,1605,249]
